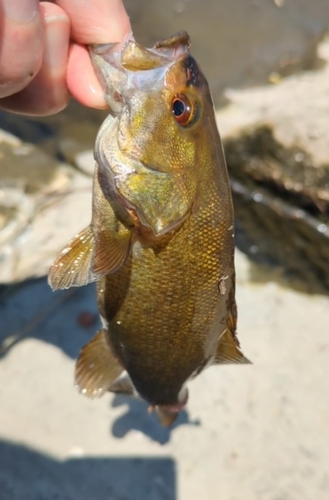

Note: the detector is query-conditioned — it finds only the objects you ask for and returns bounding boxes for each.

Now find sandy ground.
[1,249,328,500]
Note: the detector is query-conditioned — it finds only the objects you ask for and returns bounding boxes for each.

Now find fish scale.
[98,171,237,405]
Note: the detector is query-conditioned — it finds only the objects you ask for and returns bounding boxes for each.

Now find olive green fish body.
[98,142,234,406]
[49,32,249,425]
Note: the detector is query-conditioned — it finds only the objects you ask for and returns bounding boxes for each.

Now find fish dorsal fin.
[215,329,250,364]
[75,329,124,398]
[48,226,96,290]
[92,229,133,275]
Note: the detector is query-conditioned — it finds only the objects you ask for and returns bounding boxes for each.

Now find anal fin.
[75,329,124,398]
[48,226,96,290]
[215,329,251,364]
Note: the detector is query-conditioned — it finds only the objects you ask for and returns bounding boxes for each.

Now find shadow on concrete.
[0,439,177,500]
[110,395,201,445]
[0,278,99,360]
[0,279,200,443]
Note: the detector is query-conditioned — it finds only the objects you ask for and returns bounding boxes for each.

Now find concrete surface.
[1,249,328,500]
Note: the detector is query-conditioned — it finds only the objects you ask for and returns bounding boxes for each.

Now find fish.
[48,31,250,426]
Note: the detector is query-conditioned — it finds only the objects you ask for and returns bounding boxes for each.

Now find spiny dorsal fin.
[75,329,124,398]
[48,226,96,290]
[215,329,251,364]
[92,229,132,275]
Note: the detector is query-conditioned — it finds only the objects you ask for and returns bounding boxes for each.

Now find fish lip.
[90,34,130,54]
[89,32,134,63]
[90,31,190,70]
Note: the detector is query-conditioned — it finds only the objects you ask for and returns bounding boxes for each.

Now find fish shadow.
[110,394,201,445]
[1,278,201,443]
[0,277,99,360]
[0,439,177,500]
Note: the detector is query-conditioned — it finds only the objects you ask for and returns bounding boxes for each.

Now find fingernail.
[4,0,39,22]
[43,16,70,70]
[88,83,109,109]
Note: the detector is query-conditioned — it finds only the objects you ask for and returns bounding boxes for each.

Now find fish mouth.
[91,31,190,73]
[89,32,191,114]
[92,32,196,239]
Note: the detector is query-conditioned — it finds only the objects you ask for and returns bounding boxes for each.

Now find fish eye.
[172,93,195,126]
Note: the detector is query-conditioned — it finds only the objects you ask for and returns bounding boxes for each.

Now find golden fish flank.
[48,31,250,426]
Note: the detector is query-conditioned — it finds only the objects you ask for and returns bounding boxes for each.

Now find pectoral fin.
[49,226,133,291]
[215,329,250,364]
[75,329,124,398]
[92,229,133,275]
[48,226,96,290]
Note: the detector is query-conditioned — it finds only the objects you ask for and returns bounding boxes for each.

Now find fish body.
[49,32,249,425]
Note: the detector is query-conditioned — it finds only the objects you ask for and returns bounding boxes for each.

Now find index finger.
[55,0,131,44]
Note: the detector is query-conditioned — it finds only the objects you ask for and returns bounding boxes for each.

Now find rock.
[0,130,92,284]
[218,37,329,292]
[73,150,95,177]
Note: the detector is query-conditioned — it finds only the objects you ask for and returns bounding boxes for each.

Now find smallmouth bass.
[49,31,249,426]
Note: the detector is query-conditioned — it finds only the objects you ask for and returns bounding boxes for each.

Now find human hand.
[0,0,131,115]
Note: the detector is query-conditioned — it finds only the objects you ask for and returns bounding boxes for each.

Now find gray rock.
[0,132,92,283]
[73,150,95,177]
[217,37,329,291]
